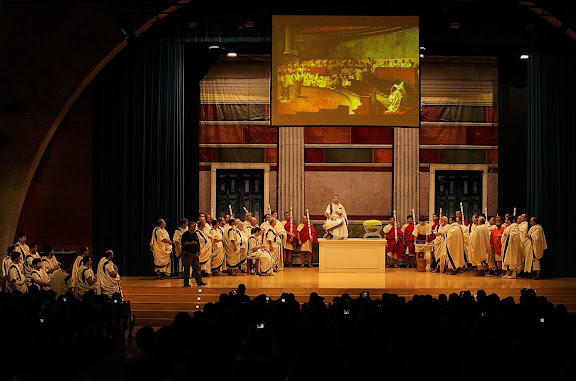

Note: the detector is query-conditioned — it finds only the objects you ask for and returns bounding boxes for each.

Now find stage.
[122,268,576,328]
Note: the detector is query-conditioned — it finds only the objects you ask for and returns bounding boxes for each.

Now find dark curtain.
[183,46,220,220]
[527,37,576,277]
[94,42,186,276]
[498,54,527,215]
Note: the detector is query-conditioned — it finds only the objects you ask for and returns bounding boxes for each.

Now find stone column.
[393,128,420,222]
[278,127,305,222]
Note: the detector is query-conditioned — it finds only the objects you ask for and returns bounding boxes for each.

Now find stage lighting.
[450,22,460,29]
[227,52,238,57]
[209,45,220,49]
[420,46,426,50]
[520,54,529,59]
[420,54,424,58]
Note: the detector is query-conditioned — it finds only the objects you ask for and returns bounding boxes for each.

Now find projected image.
[272,16,419,127]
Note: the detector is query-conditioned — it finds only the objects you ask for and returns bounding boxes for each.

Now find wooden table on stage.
[415,243,435,271]
[318,238,387,273]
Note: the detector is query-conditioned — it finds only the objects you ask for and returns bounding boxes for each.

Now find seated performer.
[196,220,212,277]
[247,227,275,276]
[384,217,403,268]
[402,216,416,268]
[501,215,521,279]
[97,250,122,297]
[445,218,466,275]
[296,215,317,268]
[282,212,297,267]
[324,196,348,240]
[76,256,97,299]
[386,81,406,113]
[150,219,172,279]
[8,251,27,293]
[524,217,547,279]
[30,258,51,291]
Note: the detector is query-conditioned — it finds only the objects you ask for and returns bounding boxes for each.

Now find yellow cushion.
[363,219,382,227]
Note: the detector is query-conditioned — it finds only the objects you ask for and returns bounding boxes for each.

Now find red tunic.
[403,223,415,255]
[385,226,404,257]
[428,221,440,243]
[490,226,505,256]
[283,220,298,246]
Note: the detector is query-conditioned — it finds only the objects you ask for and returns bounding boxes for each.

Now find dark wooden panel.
[199,147,217,162]
[265,148,278,163]
[304,148,324,163]
[421,106,440,122]
[324,148,372,163]
[439,149,486,164]
[351,127,393,144]
[217,148,265,162]
[419,149,439,164]
[16,86,94,254]
[486,149,498,164]
[466,126,497,145]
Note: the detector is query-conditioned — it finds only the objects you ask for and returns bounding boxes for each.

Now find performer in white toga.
[324,196,348,239]
[150,219,173,279]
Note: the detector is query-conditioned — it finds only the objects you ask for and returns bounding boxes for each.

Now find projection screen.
[272,15,419,127]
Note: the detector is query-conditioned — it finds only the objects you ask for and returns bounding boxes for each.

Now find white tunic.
[445,223,466,269]
[96,257,121,297]
[324,203,348,239]
[197,228,212,272]
[210,227,225,271]
[502,223,522,270]
[8,264,27,293]
[468,223,491,266]
[76,265,96,298]
[30,268,50,290]
[150,227,172,274]
[248,235,274,276]
[525,224,547,272]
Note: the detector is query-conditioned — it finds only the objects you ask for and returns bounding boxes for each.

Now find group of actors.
[384,211,548,279]
[0,232,122,298]
[149,211,318,287]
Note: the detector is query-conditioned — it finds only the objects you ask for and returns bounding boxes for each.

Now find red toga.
[403,223,415,255]
[385,226,404,257]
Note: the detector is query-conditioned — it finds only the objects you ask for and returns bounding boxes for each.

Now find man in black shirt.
[181,222,207,287]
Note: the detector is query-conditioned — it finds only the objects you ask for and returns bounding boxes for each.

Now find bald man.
[150,219,173,279]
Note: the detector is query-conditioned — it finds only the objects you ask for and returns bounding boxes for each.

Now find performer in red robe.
[402,216,416,268]
[282,212,298,267]
[384,218,403,268]
[490,216,506,274]
[297,215,317,268]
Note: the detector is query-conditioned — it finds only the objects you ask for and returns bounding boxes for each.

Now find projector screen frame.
[271,15,421,128]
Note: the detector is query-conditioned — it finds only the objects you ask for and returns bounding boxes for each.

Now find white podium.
[318,238,387,273]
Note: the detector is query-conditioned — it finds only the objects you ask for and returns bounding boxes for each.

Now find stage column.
[278,127,305,221]
[393,127,420,220]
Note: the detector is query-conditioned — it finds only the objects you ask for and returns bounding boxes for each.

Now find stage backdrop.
[271,15,419,127]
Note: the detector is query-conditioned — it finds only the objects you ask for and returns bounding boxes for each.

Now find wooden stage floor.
[122,268,576,327]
